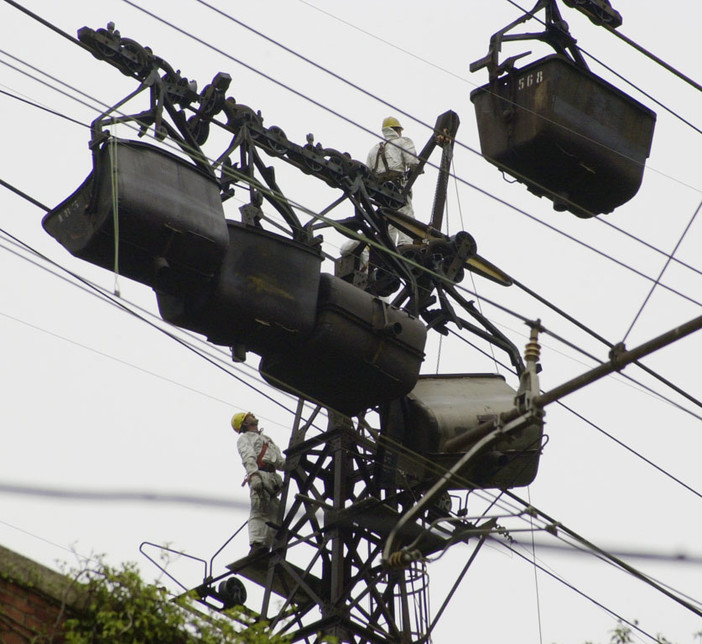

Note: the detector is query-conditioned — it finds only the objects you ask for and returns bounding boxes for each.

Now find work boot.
[248,543,269,557]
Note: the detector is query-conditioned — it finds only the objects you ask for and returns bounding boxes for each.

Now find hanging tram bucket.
[42,139,229,291]
[470,54,656,217]
[377,374,544,490]
[157,220,323,354]
[260,273,427,415]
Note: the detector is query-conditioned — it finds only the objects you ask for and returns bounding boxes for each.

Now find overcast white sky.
[1,1,701,642]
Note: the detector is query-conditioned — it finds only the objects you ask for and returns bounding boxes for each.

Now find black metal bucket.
[157,221,322,353]
[42,139,229,288]
[260,274,427,415]
[471,55,656,216]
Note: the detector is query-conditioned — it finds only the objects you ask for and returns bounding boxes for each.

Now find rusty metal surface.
[42,139,228,287]
[471,54,656,216]
[157,220,322,352]
[260,274,427,415]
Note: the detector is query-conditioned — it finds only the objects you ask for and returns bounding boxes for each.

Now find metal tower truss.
[161,405,514,644]
[52,23,550,643]
[76,23,514,316]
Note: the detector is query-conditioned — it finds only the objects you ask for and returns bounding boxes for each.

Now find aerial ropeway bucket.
[377,373,544,490]
[156,220,323,355]
[471,54,656,217]
[260,274,427,415]
[42,138,229,291]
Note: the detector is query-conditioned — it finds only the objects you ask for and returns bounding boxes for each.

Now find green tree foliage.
[580,619,697,644]
[61,559,288,644]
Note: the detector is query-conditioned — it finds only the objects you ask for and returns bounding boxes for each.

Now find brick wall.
[0,545,84,643]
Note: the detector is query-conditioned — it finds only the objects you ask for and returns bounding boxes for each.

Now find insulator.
[524,339,540,363]
[385,549,422,569]
[524,323,541,363]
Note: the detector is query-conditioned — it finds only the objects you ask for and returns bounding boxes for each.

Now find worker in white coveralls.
[231,411,286,555]
[365,116,420,246]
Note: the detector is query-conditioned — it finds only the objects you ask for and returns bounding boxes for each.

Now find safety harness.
[242,438,274,486]
[372,141,406,184]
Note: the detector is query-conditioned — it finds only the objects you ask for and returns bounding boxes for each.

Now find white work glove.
[249,473,264,493]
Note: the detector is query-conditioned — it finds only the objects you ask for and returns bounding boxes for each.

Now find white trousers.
[248,471,283,547]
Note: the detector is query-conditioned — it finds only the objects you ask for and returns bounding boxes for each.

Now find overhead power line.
[5,4,702,312]
[116,2,702,311]
[3,23,702,434]
[0,481,248,510]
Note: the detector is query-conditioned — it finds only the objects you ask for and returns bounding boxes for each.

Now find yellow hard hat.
[382,116,402,130]
[231,412,250,433]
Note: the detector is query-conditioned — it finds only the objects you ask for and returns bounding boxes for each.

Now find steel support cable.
[0,226,296,416]
[602,21,702,94]
[504,0,702,133]
[1,0,91,53]
[0,174,49,211]
[504,489,702,620]
[295,0,469,84]
[583,49,702,135]
[507,274,702,412]
[449,273,702,418]
[521,528,702,611]
[596,216,702,282]
[0,255,292,422]
[0,305,244,411]
[192,0,436,137]
[7,15,702,301]
[0,517,96,565]
[558,398,702,501]
[504,542,662,643]
[623,199,702,342]
[0,47,129,118]
[445,313,702,457]
[5,17,702,424]
[518,536,702,612]
[0,230,331,435]
[0,56,105,118]
[446,327,702,499]
[0,86,86,130]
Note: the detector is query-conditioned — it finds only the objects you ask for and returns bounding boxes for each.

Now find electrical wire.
[446,327,702,500]
[4,22,702,324]
[3,55,701,492]
[503,0,702,133]
[623,199,702,342]
[5,6,702,632]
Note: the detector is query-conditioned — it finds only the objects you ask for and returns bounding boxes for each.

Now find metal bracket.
[469,0,588,80]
